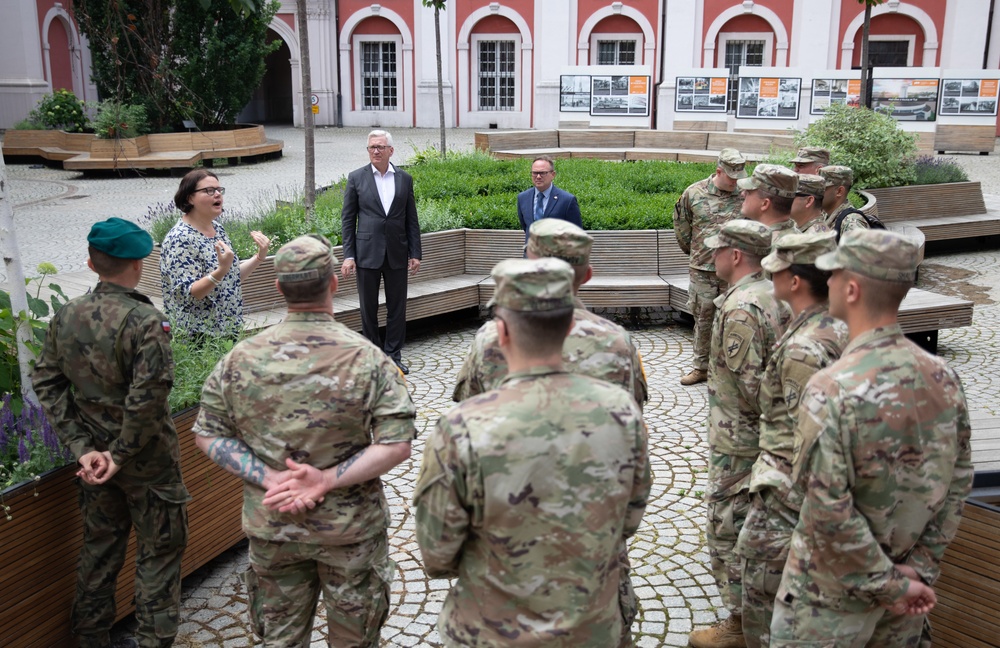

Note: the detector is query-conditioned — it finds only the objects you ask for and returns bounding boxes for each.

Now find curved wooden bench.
[867,181,1000,242]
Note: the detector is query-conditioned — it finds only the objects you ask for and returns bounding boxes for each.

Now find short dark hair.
[854,273,912,313]
[495,306,573,356]
[174,169,219,214]
[532,155,556,171]
[789,263,831,301]
[761,189,794,215]
[88,246,133,276]
[278,268,333,304]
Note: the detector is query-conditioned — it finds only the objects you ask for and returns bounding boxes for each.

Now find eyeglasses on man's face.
[531,170,553,177]
[367,145,390,152]
[195,187,225,196]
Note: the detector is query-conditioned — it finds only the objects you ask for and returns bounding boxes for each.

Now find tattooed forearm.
[336,447,367,478]
[207,437,267,486]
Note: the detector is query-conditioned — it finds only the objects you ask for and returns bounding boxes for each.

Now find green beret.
[87,217,153,259]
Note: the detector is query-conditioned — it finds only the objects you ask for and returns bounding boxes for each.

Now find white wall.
[0,2,48,129]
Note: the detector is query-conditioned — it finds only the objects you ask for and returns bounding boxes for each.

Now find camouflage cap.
[795,173,826,199]
[761,231,837,273]
[87,217,153,259]
[487,257,575,312]
[274,234,338,282]
[704,219,772,257]
[790,146,831,165]
[820,165,854,188]
[737,163,799,198]
[815,228,919,282]
[526,218,593,266]
[717,148,748,179]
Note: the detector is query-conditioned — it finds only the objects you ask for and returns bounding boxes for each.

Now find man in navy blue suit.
[517,156,582,240]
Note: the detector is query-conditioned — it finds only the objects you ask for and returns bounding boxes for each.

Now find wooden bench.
[934,124,997,155]
[477,129,795,164]
[4,125,283,171]
[930,473,1000,648]
[866,181,1000,242]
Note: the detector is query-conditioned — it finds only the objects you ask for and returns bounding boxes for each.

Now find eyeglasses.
[195,187,225,196]
[531,170,553,177]
[367,145,390,152]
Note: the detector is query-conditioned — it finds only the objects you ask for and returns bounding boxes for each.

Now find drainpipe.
[653,0,667,128]
[334,0,343,127]
[985,0,996,69]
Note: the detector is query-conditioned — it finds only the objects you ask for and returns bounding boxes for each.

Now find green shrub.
[796,103,918,189]
[168,333,235,412]
[913,155,969,185]
[13,118,46,130]
[92,100,150,139]
[28,89,88,132]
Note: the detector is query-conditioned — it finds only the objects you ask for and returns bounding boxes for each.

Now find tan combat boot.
[680,368,708,386]
[688,614,746,648]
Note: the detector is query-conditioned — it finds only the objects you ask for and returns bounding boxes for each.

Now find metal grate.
[478,40,516,111]
[597,40,637,65]
[867,40,910,67]
[724,40,765,112]
[361,41,397,111]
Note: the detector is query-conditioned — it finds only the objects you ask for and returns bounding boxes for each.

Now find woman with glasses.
[160,169,270,337]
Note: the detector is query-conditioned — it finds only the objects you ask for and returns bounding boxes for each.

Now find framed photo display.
[590,75,650,116]
[810,78,862,114]
[940,78,999,116]
[675,76,728,112]
[737,77,801,119]
[560,75,592,112]
[871,78,939,121]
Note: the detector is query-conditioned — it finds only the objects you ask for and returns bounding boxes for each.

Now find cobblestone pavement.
[3,128,998,646]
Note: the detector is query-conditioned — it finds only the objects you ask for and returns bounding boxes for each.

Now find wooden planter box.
[0,408,244,647]
[930,472,1000,648]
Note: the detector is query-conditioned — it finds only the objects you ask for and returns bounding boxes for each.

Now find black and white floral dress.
[160,219,243,336]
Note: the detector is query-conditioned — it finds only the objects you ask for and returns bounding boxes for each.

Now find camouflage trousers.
[769,596,924,647]
[737,490,800,648]
[246,533,393,648]
[618,544,638,648]
[706,452,754,616]
[687,269,727,371]
[74,479,189,648]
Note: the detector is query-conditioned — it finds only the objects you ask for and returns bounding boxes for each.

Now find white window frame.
[352,34,404,112]
[716,32,774,68]
[589,32,643,66]
[865,35,916,67]
[471,33,521,113]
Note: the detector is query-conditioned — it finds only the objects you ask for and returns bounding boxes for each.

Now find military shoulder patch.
[723,319,756,370]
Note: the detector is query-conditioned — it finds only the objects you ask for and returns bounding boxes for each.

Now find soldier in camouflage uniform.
[690,220,790,648]
[33,218,189,648]
[790,147,830,175]
[415,258,652,647]
[771,230,973,647]
[820,165,869,237]
[453,218,648,407]
[738,164,800,242]
[734,232,847,648]
[790,174,832,234]
[193,234,416,647]
[674,148,747,386]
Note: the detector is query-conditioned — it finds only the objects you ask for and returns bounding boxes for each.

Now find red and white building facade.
[3,1,999,132]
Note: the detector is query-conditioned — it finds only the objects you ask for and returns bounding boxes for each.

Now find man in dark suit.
[341,129,422,374]
[516,155,582,241]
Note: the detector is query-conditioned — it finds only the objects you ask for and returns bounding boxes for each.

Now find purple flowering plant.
[0,393,72,491]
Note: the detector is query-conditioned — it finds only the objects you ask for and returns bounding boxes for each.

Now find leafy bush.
[913,155,969,185]
[92,100,150,139]
[168,333,235,412]
[796,103,918,189]
[13,118,46,130]
[27,89,88,132]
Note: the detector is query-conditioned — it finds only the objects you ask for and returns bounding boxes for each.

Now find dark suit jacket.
[516,185,582,237]
[341,164,421,270]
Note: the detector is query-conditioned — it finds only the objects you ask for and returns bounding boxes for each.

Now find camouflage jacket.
[799,215,832,234]
[415,367,651,647]
[825,201,869,236]
[674,175,743,271]
[751,304,846,507]
[708,272,790,458]
[769,218,800,244]
[194,312,417,545]
[778,325,973,611]
[33,282,185,487]
[451,305,648,409]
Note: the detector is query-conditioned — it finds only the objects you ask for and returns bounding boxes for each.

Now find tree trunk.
[297,0,316,220]
[860,3,873,109]
[435,6,446,157]
[0,153,39,407]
